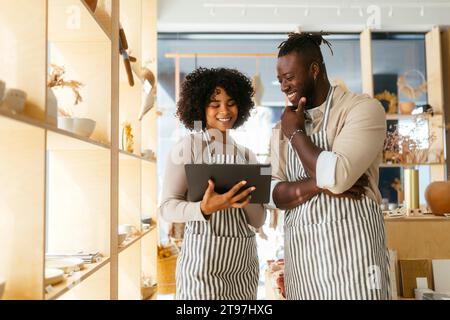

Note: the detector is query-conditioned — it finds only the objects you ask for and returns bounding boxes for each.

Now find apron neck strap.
[322,85,335,131]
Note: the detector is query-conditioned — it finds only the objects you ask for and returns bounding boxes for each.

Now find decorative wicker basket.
[157,243,179,295]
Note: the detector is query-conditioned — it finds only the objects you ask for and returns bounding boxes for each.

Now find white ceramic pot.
[1,89,27,113]
[57,117,96,138]
[72,118,96,138]
[57,117,75,132]
[118,231,127,245]
[119,224,137,237]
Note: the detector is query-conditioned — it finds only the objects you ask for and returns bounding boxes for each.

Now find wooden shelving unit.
[0,0,158,300]
[360,27,448,183]
[360,28,450,299]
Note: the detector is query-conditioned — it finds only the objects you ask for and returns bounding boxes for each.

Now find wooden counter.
[385,215,450,260]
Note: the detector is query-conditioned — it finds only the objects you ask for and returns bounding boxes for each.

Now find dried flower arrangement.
[375,90,398,114]
[47,64,83,117]
[384,114,436,165]
[122,121,134,153]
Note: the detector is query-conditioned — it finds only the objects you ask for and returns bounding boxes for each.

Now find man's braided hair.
[278,32,334,68]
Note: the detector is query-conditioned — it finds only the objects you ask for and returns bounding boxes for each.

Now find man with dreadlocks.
[268,32,390,300]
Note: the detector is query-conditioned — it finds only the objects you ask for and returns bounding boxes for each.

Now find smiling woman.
[158,67,266,300]
[176,67,254,131]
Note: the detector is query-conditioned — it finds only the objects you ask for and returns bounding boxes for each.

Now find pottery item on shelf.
[139,89,156,121]
[57,117,96,138]
[118,231,127,246]
[46,257,85,274]
[0,278,5,299]
[131,65,157,121]
[72,118,96,138]
[425,181,450,216]
[84,0,98,12]
[119,224,137,237]
[141,149,155,160]
[399,102,416,115]
[57,117,74,132]
[1,89,27,113]
[404,168,419,210]
[0,80,5,103]
[45,268,65,286]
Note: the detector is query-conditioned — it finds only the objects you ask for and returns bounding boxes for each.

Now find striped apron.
[284,87,391,300]
[176,132,259,300]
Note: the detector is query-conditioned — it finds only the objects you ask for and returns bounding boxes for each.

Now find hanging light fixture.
[388,6,393,17]
[420,5,425,17]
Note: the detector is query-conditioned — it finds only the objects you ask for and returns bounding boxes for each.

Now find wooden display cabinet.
[361,27,450,298]
[0,0,158,300]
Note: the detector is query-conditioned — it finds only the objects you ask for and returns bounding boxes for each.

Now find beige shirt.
[269,85,387,205]
[158,131,266,228]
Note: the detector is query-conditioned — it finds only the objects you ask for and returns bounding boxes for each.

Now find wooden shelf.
[0,109,111,150]
[45,257,110,300]
[119,233,142,253]
[119,149,157,163]
[385,113,431,121]
[118,225,155,253]
[80,0,112,40]
[380,162,445,168]
[385,214,450,222]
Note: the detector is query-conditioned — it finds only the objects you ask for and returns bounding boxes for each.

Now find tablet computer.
[185,164,272,204]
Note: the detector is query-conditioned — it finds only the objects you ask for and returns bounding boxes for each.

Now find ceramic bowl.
[118,231,127,245]
[399,102,416,115]
[46,257,85,274]
[45,268,65,286]
[57,117,96,138]
[72,118,96,138]
[119,224,137,237]
[0,278,6,299]
[57,117,74,132]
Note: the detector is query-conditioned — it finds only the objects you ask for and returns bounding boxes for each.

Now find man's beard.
[302,76,316,110]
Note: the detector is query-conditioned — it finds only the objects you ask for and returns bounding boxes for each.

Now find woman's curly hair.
[176,67,255,131]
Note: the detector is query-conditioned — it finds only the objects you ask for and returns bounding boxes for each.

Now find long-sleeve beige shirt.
[158,131,266,228]
[269,85,387,206]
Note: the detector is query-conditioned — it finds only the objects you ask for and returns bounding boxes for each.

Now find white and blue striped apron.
[176,132,259,300]
[284,87,391,300]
